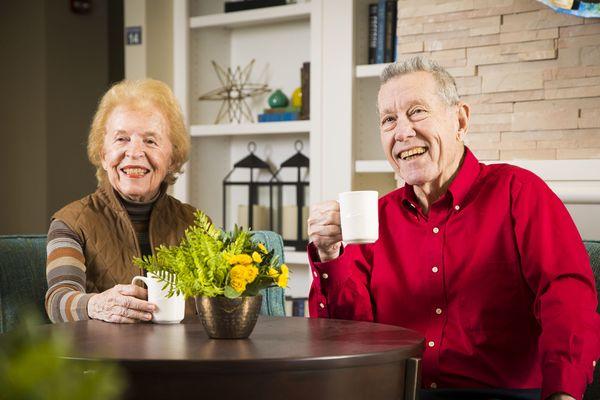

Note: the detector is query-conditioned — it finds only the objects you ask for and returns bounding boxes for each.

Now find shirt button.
[435,308,443,315]
[428,341,435,348]
[433,227,439,234]
[432,266,439,273]
[322,273,329,279]
[430,382,437,389]
[454,205,460,211]
[319,302,325,309]
[594,360,597,367]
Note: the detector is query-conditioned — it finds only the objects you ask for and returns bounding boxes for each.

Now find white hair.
[380,56,460,106]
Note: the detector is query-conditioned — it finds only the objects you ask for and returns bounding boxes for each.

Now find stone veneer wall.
[396,0,600,160]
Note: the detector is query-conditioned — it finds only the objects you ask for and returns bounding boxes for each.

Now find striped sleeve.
[45,219,95,322]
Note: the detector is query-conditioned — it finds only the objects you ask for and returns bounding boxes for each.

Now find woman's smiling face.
[101,104,173,202]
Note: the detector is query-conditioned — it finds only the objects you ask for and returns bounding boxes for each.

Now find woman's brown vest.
[53,182,197,315]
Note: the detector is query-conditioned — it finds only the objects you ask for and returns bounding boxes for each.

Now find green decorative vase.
[195,295,262,339]
[268,89,289,108]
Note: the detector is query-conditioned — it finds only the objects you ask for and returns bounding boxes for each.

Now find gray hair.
[380,57,460,106]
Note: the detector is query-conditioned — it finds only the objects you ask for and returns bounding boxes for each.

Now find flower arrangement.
[134,210,289,299]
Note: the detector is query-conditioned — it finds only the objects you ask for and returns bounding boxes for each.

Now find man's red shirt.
[308,148,599,399]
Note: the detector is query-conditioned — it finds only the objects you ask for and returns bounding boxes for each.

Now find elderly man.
[307,57,599,400]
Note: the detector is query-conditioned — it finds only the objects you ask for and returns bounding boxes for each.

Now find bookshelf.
[190,120,311,137]
[189,3,312,29]
[172,0,322,299]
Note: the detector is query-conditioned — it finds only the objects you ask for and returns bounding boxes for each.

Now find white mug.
[131,273,185,324]
[338,190,379,244]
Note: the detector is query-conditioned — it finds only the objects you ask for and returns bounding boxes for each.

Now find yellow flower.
[226,254,253,265]
[268,267,279,278]
[258,243,268,254]
[277,273,288,288]
[280,264,289,275]
[230,265,246,281]
[236,254,253,265]
[277,264,289,288]
[252,251,262,263]
[245,265,259,283]
[230,278,247,293]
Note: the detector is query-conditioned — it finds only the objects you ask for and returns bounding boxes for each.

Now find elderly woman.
[45,79,197,323]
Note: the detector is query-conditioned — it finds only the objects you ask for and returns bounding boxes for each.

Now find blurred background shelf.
[190,121,311,137]
[190,3,311,29]
[284,250,308,265]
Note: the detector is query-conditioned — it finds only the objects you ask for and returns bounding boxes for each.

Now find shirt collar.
[446,147,480,208]
[99,180,168,213]
[400,146,481,210]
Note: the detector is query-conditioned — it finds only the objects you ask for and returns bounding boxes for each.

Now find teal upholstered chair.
[0,231,287,334]
[252,231,286,317]
[0,235,49,333]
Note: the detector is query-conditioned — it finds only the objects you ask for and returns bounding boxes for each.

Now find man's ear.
[456,101,470,141]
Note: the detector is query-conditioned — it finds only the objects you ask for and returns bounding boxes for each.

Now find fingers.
[113,305,153,322]
[115,293,156,313]
[308,201,342,249]
[309,201,341,225]
[117,284,148,300]
[107,314,137,324]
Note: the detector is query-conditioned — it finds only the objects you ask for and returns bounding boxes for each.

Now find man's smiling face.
[101,104,173,202]
[378,71,466,191]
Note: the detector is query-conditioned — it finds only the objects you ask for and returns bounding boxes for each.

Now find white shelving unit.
[190,120,311,137]
[189,3,312,29]
[172,0,323,297]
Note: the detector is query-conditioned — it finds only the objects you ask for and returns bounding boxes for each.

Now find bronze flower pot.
[195,295,262,339]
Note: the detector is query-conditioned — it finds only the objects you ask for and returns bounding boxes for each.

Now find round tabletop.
[37,316,424,400]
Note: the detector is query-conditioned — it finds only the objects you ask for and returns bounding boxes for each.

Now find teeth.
[400,147,427,160]
[123,168,148,176]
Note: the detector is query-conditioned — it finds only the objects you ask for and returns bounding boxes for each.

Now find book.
[224,0,287,13]
[258,111,299,122]
[262,106,301,114]
[368,3,378,64]
[375,0,386,64]
[285,297,309,317]
[384,0,397,63]
[292,297,308,317]
[300,62,310,120]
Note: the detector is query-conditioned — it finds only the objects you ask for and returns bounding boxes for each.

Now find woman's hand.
[87,284,156,323]
[307,200,343,262]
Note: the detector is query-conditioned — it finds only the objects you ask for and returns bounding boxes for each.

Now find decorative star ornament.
[198,59,270,124]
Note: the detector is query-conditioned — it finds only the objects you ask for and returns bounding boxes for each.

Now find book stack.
[368,0,397,64]
[285,296,309,317]
[258,107,300,122]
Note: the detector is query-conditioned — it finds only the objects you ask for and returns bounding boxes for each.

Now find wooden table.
[38,316,424,400]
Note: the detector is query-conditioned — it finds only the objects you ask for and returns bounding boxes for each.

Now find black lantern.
[270,140,310,251]
[223,142,275,231]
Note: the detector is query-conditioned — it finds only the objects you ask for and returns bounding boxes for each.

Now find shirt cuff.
[542,361,590,400]
[78,293,95,320]
[307,242,350,290]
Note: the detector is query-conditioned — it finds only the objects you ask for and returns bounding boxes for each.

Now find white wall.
[125,0,174,85]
